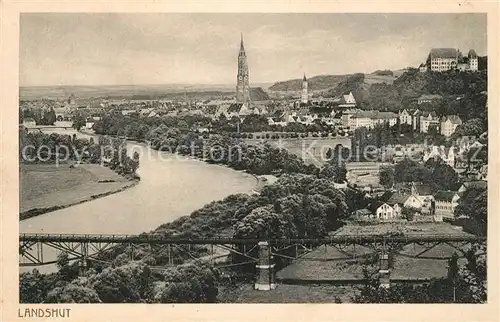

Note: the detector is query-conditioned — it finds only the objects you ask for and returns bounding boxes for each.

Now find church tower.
[301,74,308,104]
[236,33,250,105]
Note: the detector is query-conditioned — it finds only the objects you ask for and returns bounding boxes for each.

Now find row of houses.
[342,110,398,130]
[399,109,462,136]
[355,180,486,221]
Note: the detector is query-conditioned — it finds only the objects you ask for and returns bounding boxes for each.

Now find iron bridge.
[19,233,485,269]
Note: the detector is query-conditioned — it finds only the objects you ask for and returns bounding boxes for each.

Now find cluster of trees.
[145,124,318,176]
[352,246,486,303]
[380,157,459,192]
[71,112,87,131]
[325,69,487,120]
[19,127,94,163]
[18,126,139,178]
[454,186,487,236]
[234,174,349,239]
[350,122,451,162]
[20,107,57,125]
[20,253,219,303]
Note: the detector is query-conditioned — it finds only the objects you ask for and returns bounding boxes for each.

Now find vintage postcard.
[1,0,499,321]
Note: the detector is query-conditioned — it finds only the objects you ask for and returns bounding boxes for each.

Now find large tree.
[454,188,487,235]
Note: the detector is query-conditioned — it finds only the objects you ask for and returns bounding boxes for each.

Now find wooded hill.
[268,75,350,92]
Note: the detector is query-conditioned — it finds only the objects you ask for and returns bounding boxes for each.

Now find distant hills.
[268,70,406,94]
[268,75,350,92]
[20,84,270,101]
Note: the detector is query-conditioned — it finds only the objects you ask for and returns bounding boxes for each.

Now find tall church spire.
[301,73,308,104]
[236,33,250,105]
[239,33,245,53]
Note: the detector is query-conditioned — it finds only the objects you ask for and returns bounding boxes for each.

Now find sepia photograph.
[14,11,489,307]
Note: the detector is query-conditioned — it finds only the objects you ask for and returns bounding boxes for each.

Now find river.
[20,131,258,272]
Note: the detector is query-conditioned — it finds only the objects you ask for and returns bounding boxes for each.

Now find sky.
[20,13,487,86]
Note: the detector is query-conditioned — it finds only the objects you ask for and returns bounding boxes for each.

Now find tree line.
[19,126,139,178]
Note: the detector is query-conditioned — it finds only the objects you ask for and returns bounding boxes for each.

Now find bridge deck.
[20,233,485,245]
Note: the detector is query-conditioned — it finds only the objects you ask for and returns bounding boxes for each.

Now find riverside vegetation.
[20,119,486,303]
[19,126,140,219]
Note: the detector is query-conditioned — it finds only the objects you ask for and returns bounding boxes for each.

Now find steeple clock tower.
[236,33,250,105]
[301,74,308,104]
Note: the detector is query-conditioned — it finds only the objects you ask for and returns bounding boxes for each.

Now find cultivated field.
[20,164,134,217]
[332,222,471,237]
[274,223,473,283]
[220,284,356,303]
[244,137,352,166]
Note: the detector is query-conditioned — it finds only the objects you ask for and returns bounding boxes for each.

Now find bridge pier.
[254,241,276,291]
[379,248,390,288]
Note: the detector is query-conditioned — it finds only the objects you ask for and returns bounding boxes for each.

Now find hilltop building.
[236,33,251,106]
[423,48,480,72]
[417,94,442,105]
[301,74,308,104]
[427,48,458,72]
[468,49,479,71]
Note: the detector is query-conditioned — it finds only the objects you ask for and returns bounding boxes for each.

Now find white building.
[428,48,458,72]
[417,94,442,105]
[341,109,359,128]
[399,109,412,125]
[349,110,398,130]
[440,115,462,137]
[405,183,435,215]
[468,49,479,71]
[338,92,356,108]
[420,111,440,133]
[434,191,460,220]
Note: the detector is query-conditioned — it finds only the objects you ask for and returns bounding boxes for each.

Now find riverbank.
[20,163,138,220]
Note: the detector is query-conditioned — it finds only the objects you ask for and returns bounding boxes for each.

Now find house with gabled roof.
[405,183,435,215]
[399,109,413,125]
[440,115,462,137]
[434,190,460,220]
[384,192,410,218]
[368,201,397,220]
[419,111,440,133]
[227,102,251,118]
[338,92,356,108]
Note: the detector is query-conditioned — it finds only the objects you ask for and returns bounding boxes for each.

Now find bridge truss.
[19,233,486,269]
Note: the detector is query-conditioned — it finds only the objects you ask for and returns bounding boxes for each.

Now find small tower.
[468,49,478,71]
[301,74,308,104]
